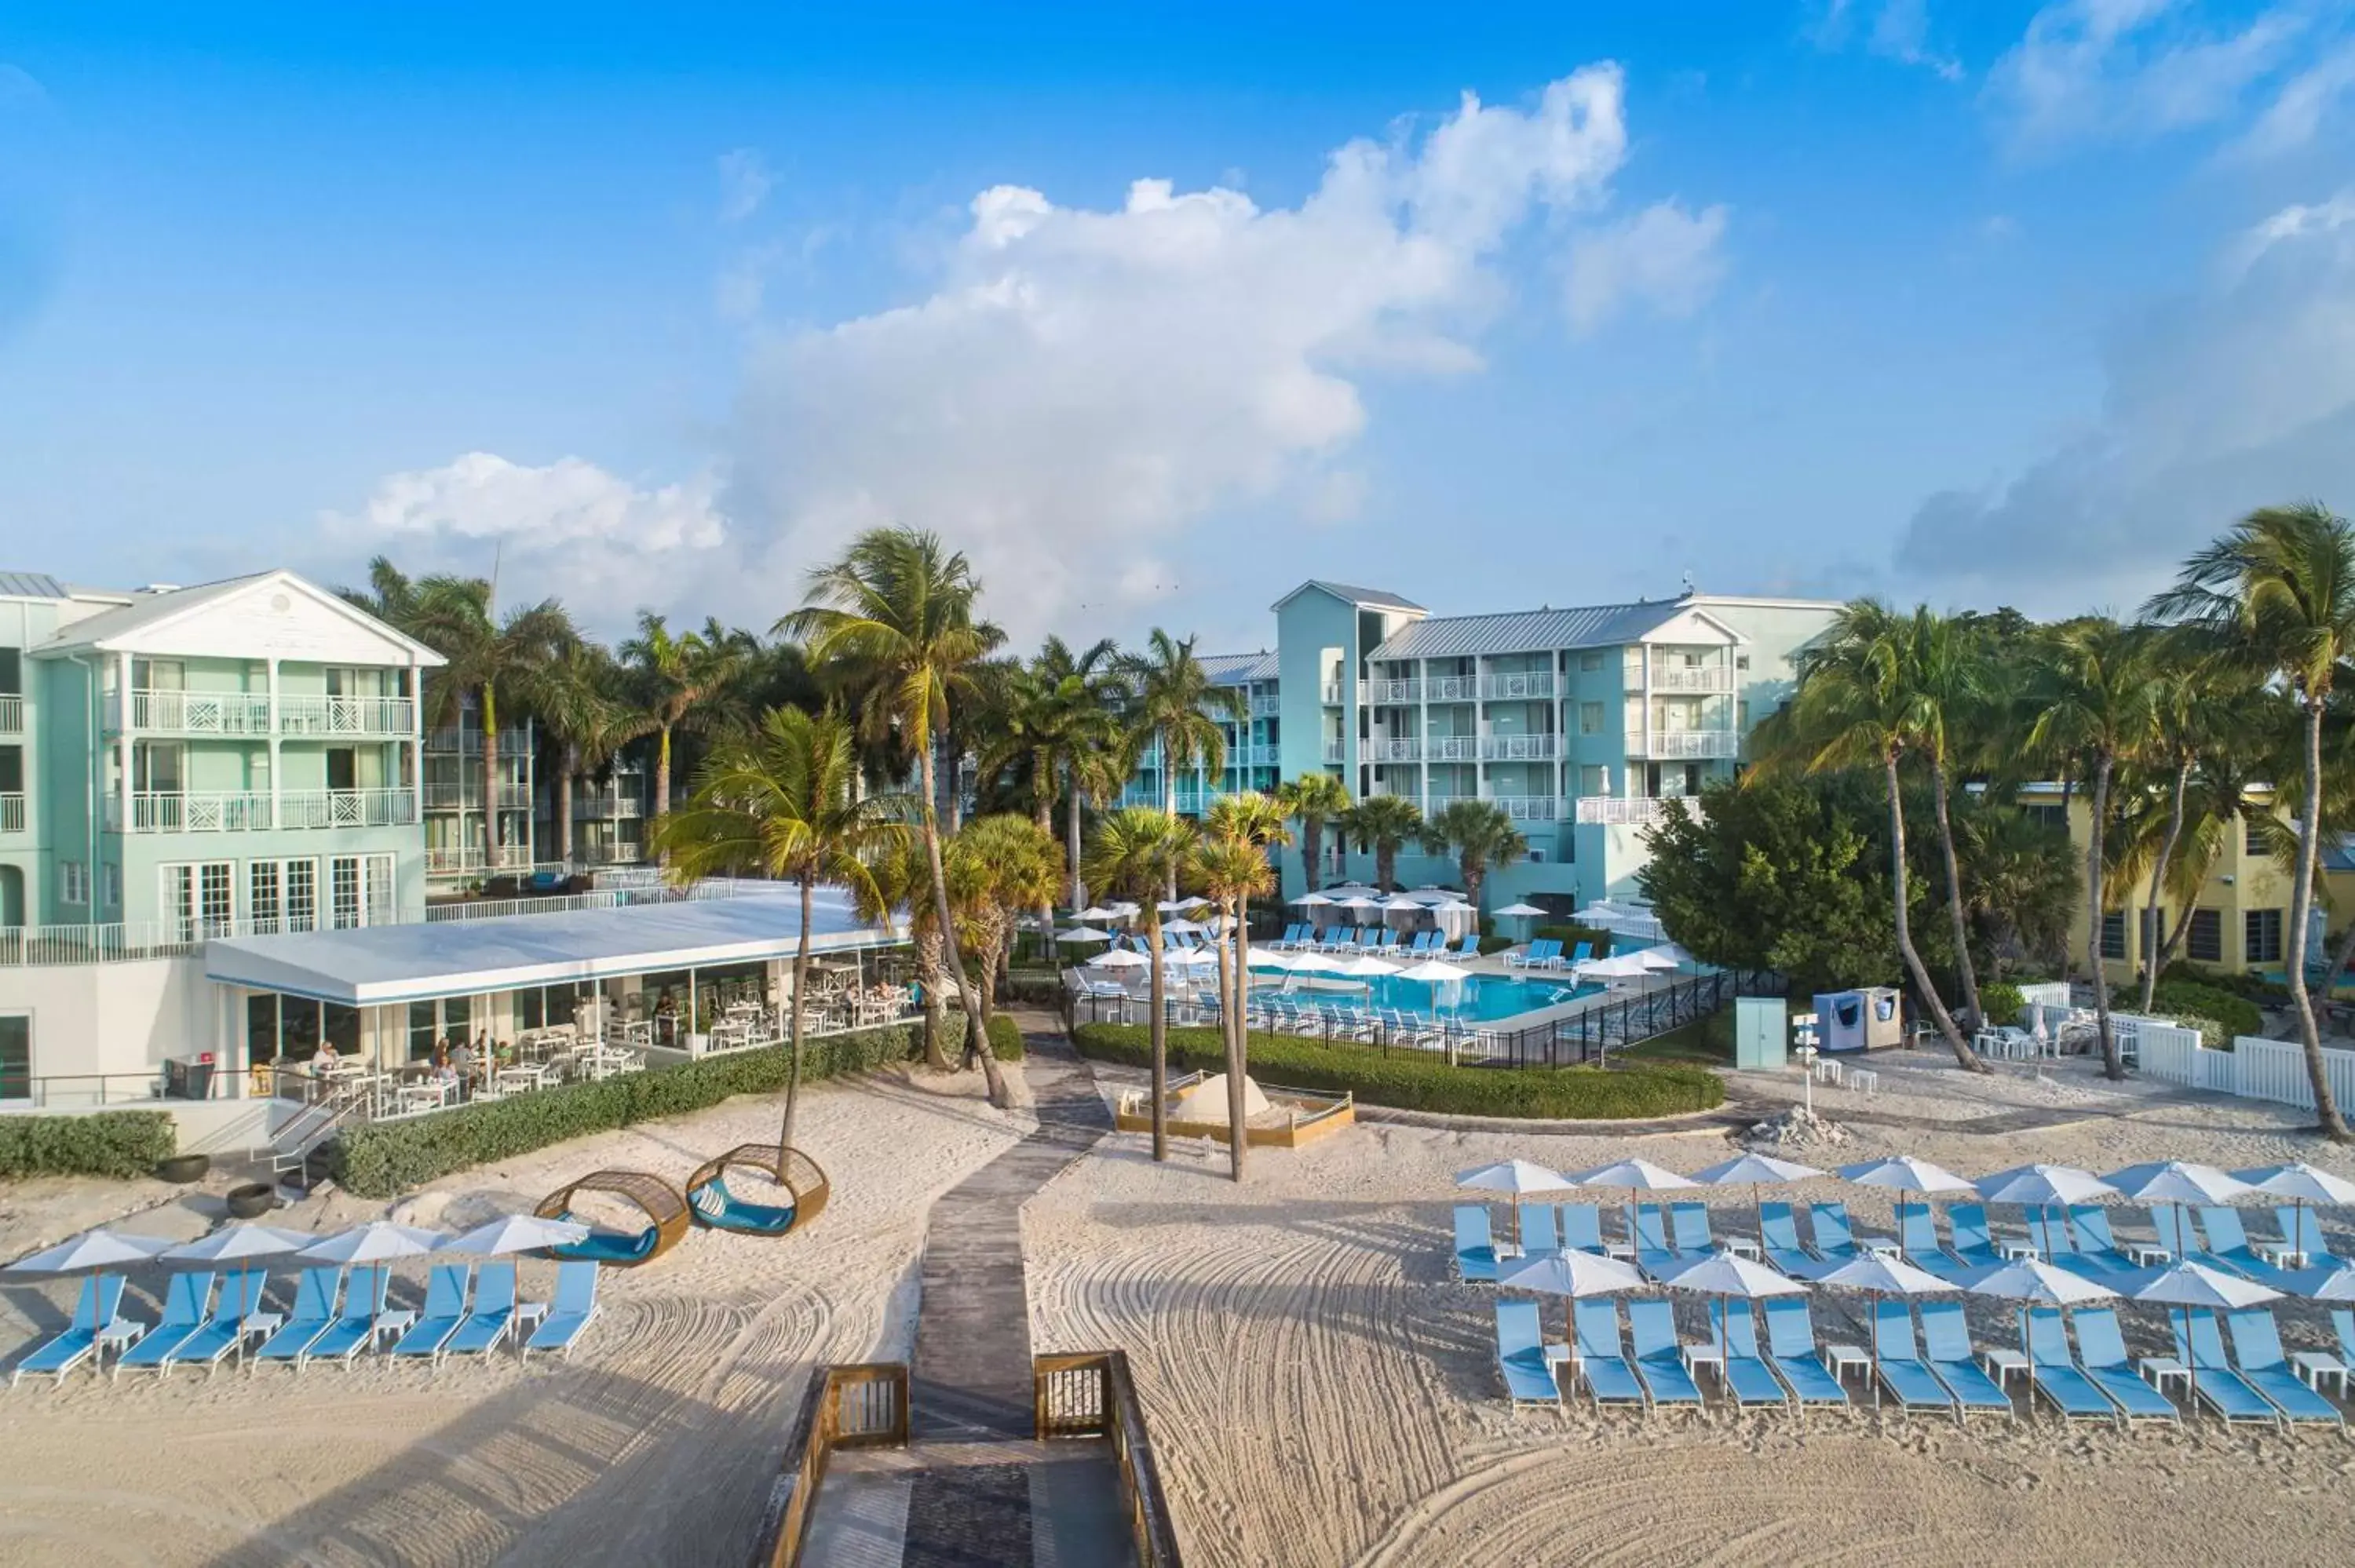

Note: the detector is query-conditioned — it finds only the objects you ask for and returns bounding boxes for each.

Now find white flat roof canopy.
[204,887,900,1006]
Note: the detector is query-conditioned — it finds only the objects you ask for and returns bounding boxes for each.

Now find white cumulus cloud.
[1985,0,2304,153]
[1564,199,1729,335]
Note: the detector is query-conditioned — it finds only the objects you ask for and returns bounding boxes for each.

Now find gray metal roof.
[1369,600,1694,661]
[1200,651,1280,684]
[1273,579,1426,614]
[0,571,68,600]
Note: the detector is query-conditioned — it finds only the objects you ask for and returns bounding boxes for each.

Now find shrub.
[1535,924,1614,957]
[1070,1024,1723,1119]
[2123,978,2263,1041]
[1978,981,2025,1028]
[0,1111,177,1180]
[982,1013,1025,1062]
[1477,935,1517,955]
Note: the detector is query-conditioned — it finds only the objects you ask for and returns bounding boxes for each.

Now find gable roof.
[0,571,70,601]
[1370,599,1730,661]
[1271,579,1426,614]
[34,569,445,665]
[1200,651,1280,684]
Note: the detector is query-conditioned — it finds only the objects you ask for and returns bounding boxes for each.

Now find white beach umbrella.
[1057,926,1113,943]
[298,1223,446,1266]
[1458,1158,1580,1250]
[438,1214,591,1256]
[2284,1262,2355,1301]
[1625,947,1684,972]
[2105,1161,2256,1264]
[6,1228,173,1274]
[1494,902,1546,917]
[1287,951,1346,975]
[1088,949,1152,969]
[1694,1152,1828,1245]
[159,1223,315,1264]
[1975,1163,2118,1207]
[2232,1161,2355,1264]
[1815,1253,1958,1396]
[1659,1251,1809,1359]
[1291,892,1334,906]
[1497,1250,1648,1358]
[1960,1257,2121,1404]
[1840,1155,1977,1260]
[1573,1157,1701,1255]
[1573,952,1662,982]
[1337,955,1401,978]
[2131,1260,2283,1409]
[1159,918,1205,935]
[1244,948,1296,970]
[1158,897,1209,913]
[1394,960,1469,984]
[1075,906,1120,921]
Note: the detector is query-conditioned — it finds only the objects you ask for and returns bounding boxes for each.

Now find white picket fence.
[2130,1027,2355,1109]
[2016,982,2072,1012]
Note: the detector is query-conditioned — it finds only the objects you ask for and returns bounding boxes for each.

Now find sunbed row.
[1501,939,1593,972]
[12,1260,601,1386]
[1270,925,1483,960]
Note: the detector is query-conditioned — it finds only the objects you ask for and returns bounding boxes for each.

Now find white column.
[266,656,281,830]
[1639,643,1654,794]
[407,660,424,827]
[1416,658,1429,813]
[115,650,134,835]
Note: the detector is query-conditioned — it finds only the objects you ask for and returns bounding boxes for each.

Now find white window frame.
[60,860,88,906]
[160,859,236,937]
[100,862,122,910]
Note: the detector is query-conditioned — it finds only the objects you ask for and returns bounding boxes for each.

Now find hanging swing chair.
[685,1145,831,1237]
[532,1170,692,1267]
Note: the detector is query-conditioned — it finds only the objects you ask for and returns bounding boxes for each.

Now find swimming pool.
[1247,967,1600,1023]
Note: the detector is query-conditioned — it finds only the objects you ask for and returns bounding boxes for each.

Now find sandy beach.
[0,1066,1032,1567]
[1026,1047,2355,1568]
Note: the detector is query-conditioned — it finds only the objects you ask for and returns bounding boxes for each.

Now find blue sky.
[4,2,2353,650]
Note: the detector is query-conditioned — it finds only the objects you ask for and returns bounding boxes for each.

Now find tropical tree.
[1275,771,1352,896]
[619,612,745,841]
[1340,793,1425,892]
[854,834,956,1071]
[652,707,902,1155]
[782,528,1013,1106]
[1198,793,1289,1182]
[976,636,1119,962]
[1776,600,1985,1071]
[1119,629,1245,895]
[1083,807,1199,1161]
[338,556,425,627]
[528,637,630,867]
[944,814,1062,1038]
[2149,501,2355,1139]
[2122,644,2258,1012]
[2025,618,2160,1081]
[1420,800,1528,916]
[407,577,574,874]
[1902,607,1992,1030]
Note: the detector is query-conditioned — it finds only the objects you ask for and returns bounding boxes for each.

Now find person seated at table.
[432,1045,457,1085]
[315,1037,340,1069]
[451,1037,476,1097]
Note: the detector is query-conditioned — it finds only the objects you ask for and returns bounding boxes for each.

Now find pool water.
[1247,967,1599,1023]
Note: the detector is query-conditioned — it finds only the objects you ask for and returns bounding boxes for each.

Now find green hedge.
[1071,1024,1723,1119]
[983,1014,1025,1061]
[1535,924,1616,957]
[2130,979,2263,1041]
[1979,981,2025,1028]
[0,1111,177,1180]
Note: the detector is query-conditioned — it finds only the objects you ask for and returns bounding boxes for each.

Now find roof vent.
[137,583,181,596]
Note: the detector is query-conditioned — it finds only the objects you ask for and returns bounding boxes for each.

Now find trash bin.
[163,1053,217,1100]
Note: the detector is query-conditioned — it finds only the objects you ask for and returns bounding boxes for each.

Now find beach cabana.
[535,1171,691,1265]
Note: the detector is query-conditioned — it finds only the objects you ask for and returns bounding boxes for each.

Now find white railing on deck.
[0,694,20,733]
[277,695,414,735]
[0,793,22,834]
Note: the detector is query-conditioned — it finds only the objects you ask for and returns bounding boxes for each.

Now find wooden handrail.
[1035,1350,1185,1566]
[751,1361,908,1568]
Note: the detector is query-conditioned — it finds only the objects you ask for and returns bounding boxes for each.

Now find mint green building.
[1124,579,1840,913]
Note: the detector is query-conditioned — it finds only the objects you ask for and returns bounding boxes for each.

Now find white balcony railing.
[0,793,23,833]
[0,695,20,733]
[117,689,275,735]
[1627,730,1738,760]
[277,788,418,830]
[424,725,533,755]
[1250,695,1281,717]
[1423,736,1480,762]
[277,695,416,736]
[1322,741,1345,763]
[1480,734,1561,761]
[571,791,648,819]
[1575,796,1698,826]
[1489,796,1562,822]
[1478,673,1556,701]
[425,844,538,873]
[1323,683,1345,705]
[1365,738,1421,763]
[1639,665,1734,694]
[115,791,272,833]
[1364,678,1420,706]
[1422,675,1476,703]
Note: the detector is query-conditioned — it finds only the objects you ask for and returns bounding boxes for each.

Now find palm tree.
[976,636,1119,963]
[855,834,955,1071]
[944,815,1063,1037]
[653,707,903,1156]
[1276,771,1352,895]
[1419,800,1528,917]
[1904,607,1992,1030]
[1780,600,1986,1072]
[2025,618,2160,1081]
[2124,642,2255,1012]
[407,577,574,874]
[1119,629,1246,895]
[338,556,424,626]
[528,637,629,868]
[618,613,745,843]
[1339,794,1425,892]
[1199,793,1289,1182]
[2149,501,2355,1139]
[782,528,1013,1107]
[1083,807,1198,1161]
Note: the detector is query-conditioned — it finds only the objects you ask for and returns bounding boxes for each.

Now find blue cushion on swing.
[691,1176,798,1235]
[553,1225,659,1264]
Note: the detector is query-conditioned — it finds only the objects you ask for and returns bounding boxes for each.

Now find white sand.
[0,1065,1031,1567]
[1028,1052,2355,1568]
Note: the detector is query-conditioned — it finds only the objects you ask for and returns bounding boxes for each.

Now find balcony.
[1477,673,1556,701]
[277,787,419,830]
[277,695,415,736]
[1422,675,1477,703]
[1250,695,1281,717]
[1224,744,1280,769]
[111,689,274,735]
[0,695,20,733]
[571,790,647,819]
[1321,741,1345,763]
[425,844,538,874]
[425,725,533,756]
[1422,736,1479,762]
[1363,677,1420,706]
[1626,730,1738,760]
[0,793,22,833]
[112,791,272,833]
[1321,682,1345,705]
[1364,738,1422,763]
[1637,665,1734,694]
[1575,796,1698,827]
[1490,796,1562,822]
[1480,734,1561,761]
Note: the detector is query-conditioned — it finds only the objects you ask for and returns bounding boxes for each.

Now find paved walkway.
[801,1012,1132,1568]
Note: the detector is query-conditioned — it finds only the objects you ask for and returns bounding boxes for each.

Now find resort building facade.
[1123,579,1842,912]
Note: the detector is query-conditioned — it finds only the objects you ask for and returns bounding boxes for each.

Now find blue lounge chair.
[1506,939,1557,971]
[1762,1299,1851,1413]
[1631,1203,1679,1276]
[2196,1206,2301,1289]
[2027,1205,2079,1269]
[1626,1299,1705,1411]
[2063,1205,2145,1277]
[1404,931,1430,955]
[1573,1298,1648,1411]
[159,1270,268,1377]
[1669,1202,1713,1256]
[1893,1202,1962,1278]
[1558,1203,1606,1256]
[1714,1306,1795,1412]
[2336,1307,2355,1370]
[2174,1308,2283,1426]
[111,1272,215,1380]
[253,1268,343,1369]
[1807,1203,1868,1271]
[1565,941,1594,968]
[1945,1204,2003,1272]
[301,1266,392,1369]
[392,1265,473,1365]
[1760,1201,1827,1280]
[1919,1301,2014,1421]
[2022,1307,2118,1424]
[2223,1310,2342,1428]
[11,1274,126,1387]
[1520,1205,1561,1258]
[1374,929,1400,954]
[1494,1300,1561,1409]
[1872,1301,1960,1421]
[1455,1205,1500,1284]
[523,1262,601,1359]
[2150,1207,2234,1274]
[2273,1205,2336,1265]
[2071,1307,2181,1425]
[440,1262,518,1362]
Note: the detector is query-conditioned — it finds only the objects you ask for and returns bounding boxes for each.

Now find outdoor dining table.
[396,1081,455,1115]
[497,1064,550,1093]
